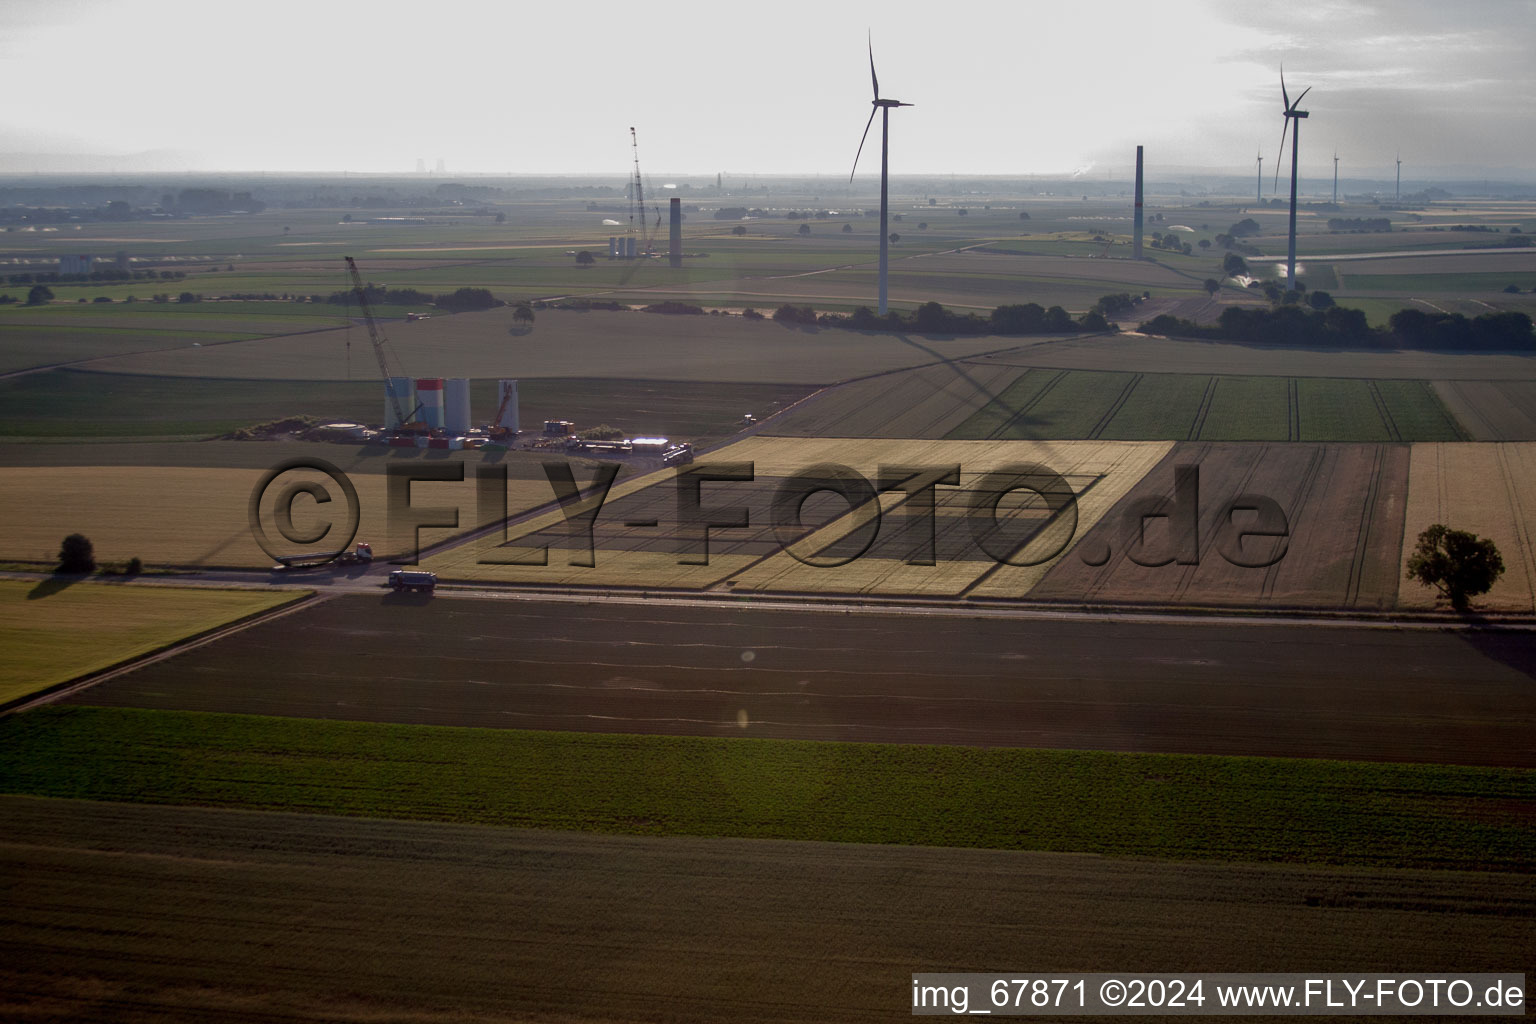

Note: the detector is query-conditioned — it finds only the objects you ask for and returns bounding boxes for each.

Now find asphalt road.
[67,594,1536,767]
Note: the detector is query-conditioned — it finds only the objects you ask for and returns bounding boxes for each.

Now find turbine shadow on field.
[888,331,1022,428]
[1455,626,1536,684]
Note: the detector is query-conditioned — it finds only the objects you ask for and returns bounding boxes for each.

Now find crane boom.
[344,255,412,430]
[630,127,650,253]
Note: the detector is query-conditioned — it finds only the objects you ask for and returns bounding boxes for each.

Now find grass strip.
[0,706,1530,870]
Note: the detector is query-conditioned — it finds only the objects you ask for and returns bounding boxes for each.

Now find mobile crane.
[344,255,424,434]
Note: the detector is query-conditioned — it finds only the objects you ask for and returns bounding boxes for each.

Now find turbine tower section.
[669,197,682,268]
[850,35,912,316]
[1274,70,1311,292]
[1133,145,1144,260]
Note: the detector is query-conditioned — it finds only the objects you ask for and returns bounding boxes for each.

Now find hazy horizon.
[4,0,1532,182]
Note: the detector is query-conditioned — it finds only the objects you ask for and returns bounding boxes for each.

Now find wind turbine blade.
[1280,67,1289,110]
[868,34,879,99]
[1293,86,1312,109]
[850,106,878,181]
[1273,121,1289,192]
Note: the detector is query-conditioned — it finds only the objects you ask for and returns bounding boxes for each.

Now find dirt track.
[65,595,1536,767]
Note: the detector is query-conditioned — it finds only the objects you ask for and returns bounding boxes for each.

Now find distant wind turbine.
[1273,69,1311,292]
[1256,150,1263,205]
[1333,152,1339,205]
[850,35,912,315]
[1396,153,1402,200]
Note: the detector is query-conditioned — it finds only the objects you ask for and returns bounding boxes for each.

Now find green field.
[1,706,1530,870]
[1296,378,1392,441]
[0,584,302,705]
[940,369,1469,442]
[1100,372,1211,439]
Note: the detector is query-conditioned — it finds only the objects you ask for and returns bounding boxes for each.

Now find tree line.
[1138,304,1534,351]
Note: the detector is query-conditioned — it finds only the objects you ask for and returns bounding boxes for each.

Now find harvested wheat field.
[432,437,1169,594]
[1398,443,1536,612]
[0,464,550,568]
[1028,443,1411,609]
[726,440,1172,596]
[1433,380,1536,440]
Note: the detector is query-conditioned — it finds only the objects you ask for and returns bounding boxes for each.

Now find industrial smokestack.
[1133,145,1144,260]
[669,197,682,268]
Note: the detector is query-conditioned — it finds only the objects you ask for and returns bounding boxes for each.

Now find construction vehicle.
[488,387,519,441]
[273,542,373,571]
[344,255,426,434]
[388,569,437,593]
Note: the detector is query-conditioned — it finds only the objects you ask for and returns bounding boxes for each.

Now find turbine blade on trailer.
[850,105,878,181]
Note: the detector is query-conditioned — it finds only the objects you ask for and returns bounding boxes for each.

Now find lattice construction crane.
[344,255,423,432]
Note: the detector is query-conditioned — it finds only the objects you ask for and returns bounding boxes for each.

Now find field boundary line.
[1,590,328,717]
[1262,446,1327,603]
[1493,444,1536,613]
[1368,381,1402,441]
[990,370,1066,440]
[1189,377,1218,440]
[1088,373,1143,440]
[1345,445,1387,608]
[1287,378,1301,442]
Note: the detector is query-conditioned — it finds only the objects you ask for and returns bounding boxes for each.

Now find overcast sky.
[3,0,1532,181]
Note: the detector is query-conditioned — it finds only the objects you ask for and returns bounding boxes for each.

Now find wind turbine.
[850,36,912,315]
[1255,150,1263,205]
[1273,69,1311,292]
[1396,153,1402,200]
[1333,152,1339,205]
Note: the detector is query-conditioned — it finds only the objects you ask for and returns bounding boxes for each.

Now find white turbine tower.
[850,36,912,316]
[1273,70,1311,292]
[1256,150,1263,205]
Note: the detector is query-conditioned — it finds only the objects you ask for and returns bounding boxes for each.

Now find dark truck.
[388,569,437,594]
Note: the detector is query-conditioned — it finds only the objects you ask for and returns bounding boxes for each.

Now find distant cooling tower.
[669,197,682,268]
[496,380,520,433]
[385,376,413,429]
[415,377,445,429]
[444,377,471,434]
[1134,145,1144,260]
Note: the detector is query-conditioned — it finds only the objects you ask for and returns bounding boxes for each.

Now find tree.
[177,291,199,303]
[731,225,746,236]
[1018,211,1030,221]
[1203,278,1221,298]
[918,222,928,231]
[512,303,534,325]
[888,233,900,244]
[26,284,52,305]
[575,250,596,267]
[798,223,811,236]
[495,213,506,224]
[1406,524,1505,612]
[1222,252,1249,277]
[1308,290,1335,310]
[57,533,95,574]
[842,223,852,233]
